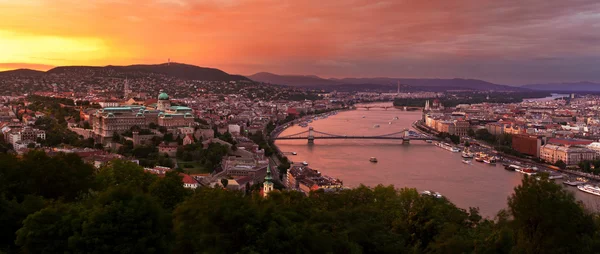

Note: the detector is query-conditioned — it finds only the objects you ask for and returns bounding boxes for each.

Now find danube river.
[275,105,600,217]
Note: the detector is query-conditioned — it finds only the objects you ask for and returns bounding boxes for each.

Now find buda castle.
[91,90,195,140]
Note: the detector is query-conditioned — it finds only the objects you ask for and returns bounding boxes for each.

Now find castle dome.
[158,92,169,100]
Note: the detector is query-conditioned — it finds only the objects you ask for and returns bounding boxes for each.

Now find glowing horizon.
[2,0,600,84]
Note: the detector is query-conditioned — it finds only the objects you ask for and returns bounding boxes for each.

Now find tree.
[16,203,84,253]
[95,160,157,192]
[112,132,120,142]
[173,188,258,253]
[70,187,171,253]
[449,134,460,144]
[149,171,190,210]
[508,176,596,253]
[0,195,45,252]
[220,178,228,188]
[467,129,475,137]
[22,151,95,201]
[464,141,471,148]
[555,160,567,170]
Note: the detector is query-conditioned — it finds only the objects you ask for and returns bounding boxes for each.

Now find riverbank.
[413,119,600,183]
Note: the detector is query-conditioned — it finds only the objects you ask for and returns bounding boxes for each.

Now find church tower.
[263,165,274,197]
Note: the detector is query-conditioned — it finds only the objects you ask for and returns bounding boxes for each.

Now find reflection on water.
[275,105,600,217]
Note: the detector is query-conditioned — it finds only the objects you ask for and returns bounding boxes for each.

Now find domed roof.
[158,92,169,100]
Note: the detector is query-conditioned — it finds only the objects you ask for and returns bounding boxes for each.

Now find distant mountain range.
[521,82,600,92]
[0,63,249,82]
[248,72,525,91]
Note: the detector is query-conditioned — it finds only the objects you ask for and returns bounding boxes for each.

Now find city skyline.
[2,0,600,84]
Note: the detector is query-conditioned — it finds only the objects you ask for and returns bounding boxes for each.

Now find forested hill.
[1,150,599,253]
[0,63,249,81]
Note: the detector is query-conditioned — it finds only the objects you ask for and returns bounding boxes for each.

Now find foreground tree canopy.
[1,150,599,253]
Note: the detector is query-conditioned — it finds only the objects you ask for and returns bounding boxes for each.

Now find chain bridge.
[275,127,438,144]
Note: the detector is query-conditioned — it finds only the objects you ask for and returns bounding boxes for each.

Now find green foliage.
[555,160,567,170]
[437,132,460,144]
[16,203,84,253]
[217,131,236,145]
[72,187,171,253]
[1,150,600,253]
[176,142,229,172]
[220,178,228,188]
[0,195,45,252]
[149,171,191,210]
[35,116,82,147]
[95,160,157,192]
[0,151,95,201]
[508,176,596,253]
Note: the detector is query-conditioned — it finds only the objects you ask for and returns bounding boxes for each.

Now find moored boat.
[435,142,461,152]
[484,157,497,164]
[504,164,520,171]
[516,167,537,176]
[461,151,474,158]
[548,173,564,180]
[577,184,600,196]
[301,161,309,166]
[563,180,585,186]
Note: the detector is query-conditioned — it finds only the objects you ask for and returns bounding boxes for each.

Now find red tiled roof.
[179,173,198,184]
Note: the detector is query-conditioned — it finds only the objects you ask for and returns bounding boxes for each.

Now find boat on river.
[461,151,474,158]
[577,185,600,196]
[548,173,564,180]
[373,124,380,128]
[563,180,584,186]
[504,164,520,171]
[370,157,378,163]
[483,157,497,165]
[435,142,460,152]
[516,167,537,176]
[462,159,472,164]
[301,161,309,166]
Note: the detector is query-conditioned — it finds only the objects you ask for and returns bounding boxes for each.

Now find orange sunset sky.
[1,0,600,84]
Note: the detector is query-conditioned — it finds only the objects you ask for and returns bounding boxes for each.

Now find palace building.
[91,90,195,140]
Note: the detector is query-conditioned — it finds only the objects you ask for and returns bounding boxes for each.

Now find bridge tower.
[402,128,410,144]
[308,127,315,144]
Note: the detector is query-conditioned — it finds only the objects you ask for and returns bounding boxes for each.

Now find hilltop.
[0,63,249,82]
[0,68,46,77]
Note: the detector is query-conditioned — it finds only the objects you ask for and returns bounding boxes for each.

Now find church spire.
[263,164,274,197]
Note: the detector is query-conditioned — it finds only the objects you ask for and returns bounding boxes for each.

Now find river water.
[275,105,600,217]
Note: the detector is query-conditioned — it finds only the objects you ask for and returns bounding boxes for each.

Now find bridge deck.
[275,136,433,140]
